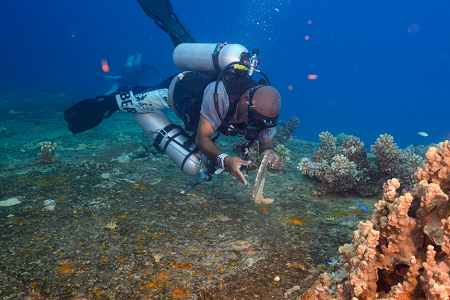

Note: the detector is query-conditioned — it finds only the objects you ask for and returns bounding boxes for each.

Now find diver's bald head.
[250,85,281,117]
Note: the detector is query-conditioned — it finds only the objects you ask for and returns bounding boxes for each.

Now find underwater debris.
[0,197,21,207]
[42,199,56,211]
[252,154,274,204]
[56,262,76,275]
[208,215,231,221]
[230,240,254,252]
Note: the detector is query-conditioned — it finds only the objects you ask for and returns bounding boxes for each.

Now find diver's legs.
[136,0,195,47]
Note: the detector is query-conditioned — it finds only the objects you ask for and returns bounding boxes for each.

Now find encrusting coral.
[38,141,58,163]
[298,132,424,197]
[310,141,450,300]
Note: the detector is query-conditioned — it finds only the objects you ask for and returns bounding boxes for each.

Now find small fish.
[310,187,312,190]
[309,175,313,178]
[326,260,332,263]
[361,205,368,212]
[338,227,341,230]
[346,218,349,223]
[404,188,409,192]
[310,168,315,170]
[336,167,340,170]
[417,132,428,137]
[357,199,361,203]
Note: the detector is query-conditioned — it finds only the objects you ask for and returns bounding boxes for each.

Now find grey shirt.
[200,81,276,143]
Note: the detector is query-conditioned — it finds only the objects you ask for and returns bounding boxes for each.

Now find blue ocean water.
[1,0,449,148]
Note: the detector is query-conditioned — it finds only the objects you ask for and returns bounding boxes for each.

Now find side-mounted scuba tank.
[134,111,208,177]
[124,54,144,72]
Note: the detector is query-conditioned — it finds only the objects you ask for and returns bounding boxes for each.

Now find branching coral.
[38,141,58,163]
[273,116,300,146]
[298,132,425,197]
[274,144,292,170]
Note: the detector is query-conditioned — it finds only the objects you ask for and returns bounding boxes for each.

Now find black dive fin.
[136,0,195,46]
[64,96,117,134]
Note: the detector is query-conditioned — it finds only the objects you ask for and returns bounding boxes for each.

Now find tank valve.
[248,49,260,77]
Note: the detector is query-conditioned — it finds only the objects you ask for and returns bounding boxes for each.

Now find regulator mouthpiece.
[247,49,260,77]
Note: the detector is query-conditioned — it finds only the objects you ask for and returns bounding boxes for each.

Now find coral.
[105,222,118,230]
[415,140,450,193]
[38,141,58,163]
[313,131,338,163]
[0,126,7,134]
[331,146,450,299]
[298,152,361,196]
[420,245,450,299]
[371,134,403,176]
[273,116,300,146]
[274,144,292,169]
[339,220,380,299]
[299,132,424,197]
[336,132,348,146]
[371,134,424,187]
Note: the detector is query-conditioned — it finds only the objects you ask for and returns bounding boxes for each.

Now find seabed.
[0,91,377,299]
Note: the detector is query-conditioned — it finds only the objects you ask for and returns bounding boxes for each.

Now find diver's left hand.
[261,149,280,169]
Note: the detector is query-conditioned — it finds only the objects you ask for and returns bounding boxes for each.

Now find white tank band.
[116,89,170,114]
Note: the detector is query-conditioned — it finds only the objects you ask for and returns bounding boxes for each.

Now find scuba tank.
[173,43,250,72]
[134,111,207,177]
[124,55,135,73]
[133,54,143,71]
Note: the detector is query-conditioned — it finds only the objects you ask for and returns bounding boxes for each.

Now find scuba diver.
[64,0,282,187]
[101,54,162,95]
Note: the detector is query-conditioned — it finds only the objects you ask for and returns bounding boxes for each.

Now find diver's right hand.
[224,156,251,186]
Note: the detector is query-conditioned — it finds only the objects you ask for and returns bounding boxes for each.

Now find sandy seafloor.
[0,91,378,299]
